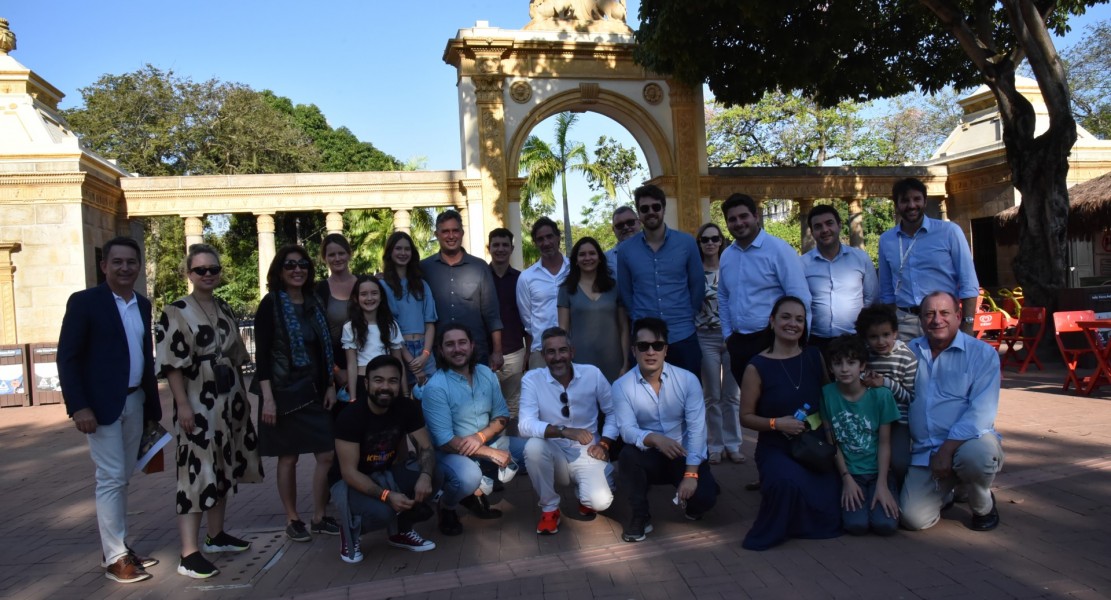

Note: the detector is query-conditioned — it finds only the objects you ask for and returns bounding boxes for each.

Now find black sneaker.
[970,493,1000,531]
[311,516,340,536]
[684,507,704,521]
[439,508,463,536]
[460,494,503,519]
[285,519,311,542]
[202,531,251,553]
[622,516,653,542]
[177,552,219,579]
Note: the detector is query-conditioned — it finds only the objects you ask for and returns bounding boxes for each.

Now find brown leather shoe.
[105,555,152,584]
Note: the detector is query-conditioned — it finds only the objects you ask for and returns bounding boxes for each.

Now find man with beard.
[616,185,705,376]
[488,228,528,418]
[718,193,810,385]
[801,205,878,350]
[331,355,437,563]
[900,292,1003,532]
[519,327,617,535]
[420,324,513,536]
[517,217,569,370]
[605,205,640,280]
[422,210,504,369]
[878,178,979,341]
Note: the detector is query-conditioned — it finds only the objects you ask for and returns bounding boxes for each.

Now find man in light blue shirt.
[605,205,640,281]
[617,184,705,376]
[612,317,719,542]
[802,204,879,349]
[517,217,569,369]
[900,292,1003,533]
[878,178,980,342]
[419,323,512,536]
[718,193,811,384]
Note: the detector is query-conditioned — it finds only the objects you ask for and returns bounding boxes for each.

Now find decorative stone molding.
[643,83,663,105]
[579,82,600,104]
[0,242,21,344]
[509,81,532,103]
[473,75,505,104]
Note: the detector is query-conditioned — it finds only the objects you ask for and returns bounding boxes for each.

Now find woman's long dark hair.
[348,275,398,351]
[563,237,615,296]
[696,222,726,262]
[765,295,809,352]
[382,231,425,301]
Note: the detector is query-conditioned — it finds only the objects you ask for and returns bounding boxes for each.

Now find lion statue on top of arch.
[525,0,633,34]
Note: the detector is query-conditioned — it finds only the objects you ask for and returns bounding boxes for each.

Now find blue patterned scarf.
[278,290,334,370]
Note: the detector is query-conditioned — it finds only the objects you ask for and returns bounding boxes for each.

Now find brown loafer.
[105,555,152,584]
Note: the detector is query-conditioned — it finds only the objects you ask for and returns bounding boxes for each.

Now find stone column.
[325,212,344,235]
[394,209,411,234]
[473,56,509,252]
[184,216,204,250]
[256,214,276,300]
[508,200,523,268]
[667,79,707,234]
[0,242,21,344]
[937,195,950,221]
[846,197,865,250]
[797,198,815,253]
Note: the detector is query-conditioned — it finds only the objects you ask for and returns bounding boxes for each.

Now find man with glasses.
[802,204,878,350]
[421,210,504,370]
[611,318,719,542]
[719,193,811,384]
[605,205,640,279]
[616,184,705,376]
[519,327,617,535]
[517,217,569,370]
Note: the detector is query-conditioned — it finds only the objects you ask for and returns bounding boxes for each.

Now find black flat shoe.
[460,494,503,519]
[439,508,463,536]
[969,493,1000,531]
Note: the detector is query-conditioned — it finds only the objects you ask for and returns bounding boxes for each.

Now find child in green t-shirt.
[821,335,901,536]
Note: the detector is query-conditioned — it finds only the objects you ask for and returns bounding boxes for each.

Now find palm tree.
[344,208,435,275]
[519,112,614,254]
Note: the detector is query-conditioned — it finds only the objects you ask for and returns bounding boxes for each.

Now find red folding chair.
[1000,307,1046,373]
[1053,310,1098,392]
[972,311,1006,349]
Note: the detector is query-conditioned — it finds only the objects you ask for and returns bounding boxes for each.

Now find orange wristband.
[683,472,699,479]
[770,418,776,431]
[380,489,390,502]
[477,431,487,443]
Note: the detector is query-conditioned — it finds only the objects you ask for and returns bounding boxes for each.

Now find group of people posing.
[58,177,1003,585]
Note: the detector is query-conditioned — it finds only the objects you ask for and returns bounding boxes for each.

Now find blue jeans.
[842,473,898,536]
[403,339,436,389]
[435,436,527,508]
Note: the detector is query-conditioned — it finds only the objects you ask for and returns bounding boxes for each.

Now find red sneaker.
[536,509,561,535]
[578,502,597,520]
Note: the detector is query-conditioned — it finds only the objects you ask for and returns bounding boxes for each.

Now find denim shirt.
[616,227,705,341]
[418,364,510,448]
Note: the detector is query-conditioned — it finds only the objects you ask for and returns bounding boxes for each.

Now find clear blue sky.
[3,1,1107,220]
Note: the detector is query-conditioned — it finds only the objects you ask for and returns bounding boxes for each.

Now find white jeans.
[87,391,144,565]
[900,434,1005,530]
[698,329,741,453]
[524,437,613,513]
[497,347,527,418]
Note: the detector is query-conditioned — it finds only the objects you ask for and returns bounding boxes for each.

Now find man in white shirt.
[519,327,617,535]
[517,217,569,369]
[612,317,720,543]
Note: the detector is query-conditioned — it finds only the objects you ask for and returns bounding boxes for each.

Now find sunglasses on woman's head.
[282,259,312,271]
[634,341,666,352]
[189,266,222,276]
[699,235,722,244]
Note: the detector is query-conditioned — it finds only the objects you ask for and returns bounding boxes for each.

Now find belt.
[897,306,921,315]
[127,386,140,395]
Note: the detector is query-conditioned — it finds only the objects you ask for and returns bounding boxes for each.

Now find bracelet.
[477,431,487,443]
[769,418,776,431]
[380,489,390,502]
[683,472,699,479]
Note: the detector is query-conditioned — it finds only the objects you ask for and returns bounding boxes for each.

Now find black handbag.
[788,428,837,472]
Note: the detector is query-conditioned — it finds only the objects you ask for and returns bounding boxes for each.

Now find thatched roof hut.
[996,172,1111,244]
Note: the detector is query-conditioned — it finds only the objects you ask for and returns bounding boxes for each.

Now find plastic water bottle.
[793,403,811,422]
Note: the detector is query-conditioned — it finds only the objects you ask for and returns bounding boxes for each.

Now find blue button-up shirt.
[878,217,980,308]
[907,332,1001,467]
[616,228,704,342]
[419,364,510,448]
[383,279,438,336]
[604,247,619,282]
[516,257,569,351]
[802,244,879,338]
[518,362,618,442]
[719,229,811,337]
[611,363,707,466]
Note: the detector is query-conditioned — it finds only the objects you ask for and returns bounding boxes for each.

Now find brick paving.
[1,365,1109,599]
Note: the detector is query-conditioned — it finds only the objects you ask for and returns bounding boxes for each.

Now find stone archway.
[443,6,708,264]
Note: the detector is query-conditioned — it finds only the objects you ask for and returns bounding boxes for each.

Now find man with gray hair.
[605,205,640,279]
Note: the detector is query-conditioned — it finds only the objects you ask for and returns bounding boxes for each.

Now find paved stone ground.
[1,364,1109,600]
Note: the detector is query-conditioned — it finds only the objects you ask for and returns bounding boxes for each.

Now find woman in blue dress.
[739,295,841,550]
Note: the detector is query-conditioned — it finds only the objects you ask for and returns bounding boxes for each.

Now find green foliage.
[588,136,645,199]
[851,90,963,165]
[1060,20,1111,138]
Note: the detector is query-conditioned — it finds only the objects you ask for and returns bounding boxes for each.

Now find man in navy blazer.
[58,236,162,584]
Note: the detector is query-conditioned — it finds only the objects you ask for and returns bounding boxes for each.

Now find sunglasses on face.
[635,341,667,352]
[614,218,638,230]
[638,202,663,214]
[282,259,312,271]
[699,235,722,244]
[560,391,570,418]
[189,265,223,276]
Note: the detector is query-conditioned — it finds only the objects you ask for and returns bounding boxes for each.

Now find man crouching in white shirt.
[519,327,617,535]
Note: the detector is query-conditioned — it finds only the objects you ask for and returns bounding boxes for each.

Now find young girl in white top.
[341,276,409,402]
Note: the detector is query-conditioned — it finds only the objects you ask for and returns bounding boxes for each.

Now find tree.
[1060,20,1111,138]
[519,112,614,253]
[853,89,964,165]
[635,0,1104,310]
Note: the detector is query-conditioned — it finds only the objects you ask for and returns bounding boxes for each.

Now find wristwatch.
[556,425,566,435]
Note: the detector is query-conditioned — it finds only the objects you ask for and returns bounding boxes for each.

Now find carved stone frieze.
[473,75,505,104]
[510,81,532,103]
[643,83,663,105]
